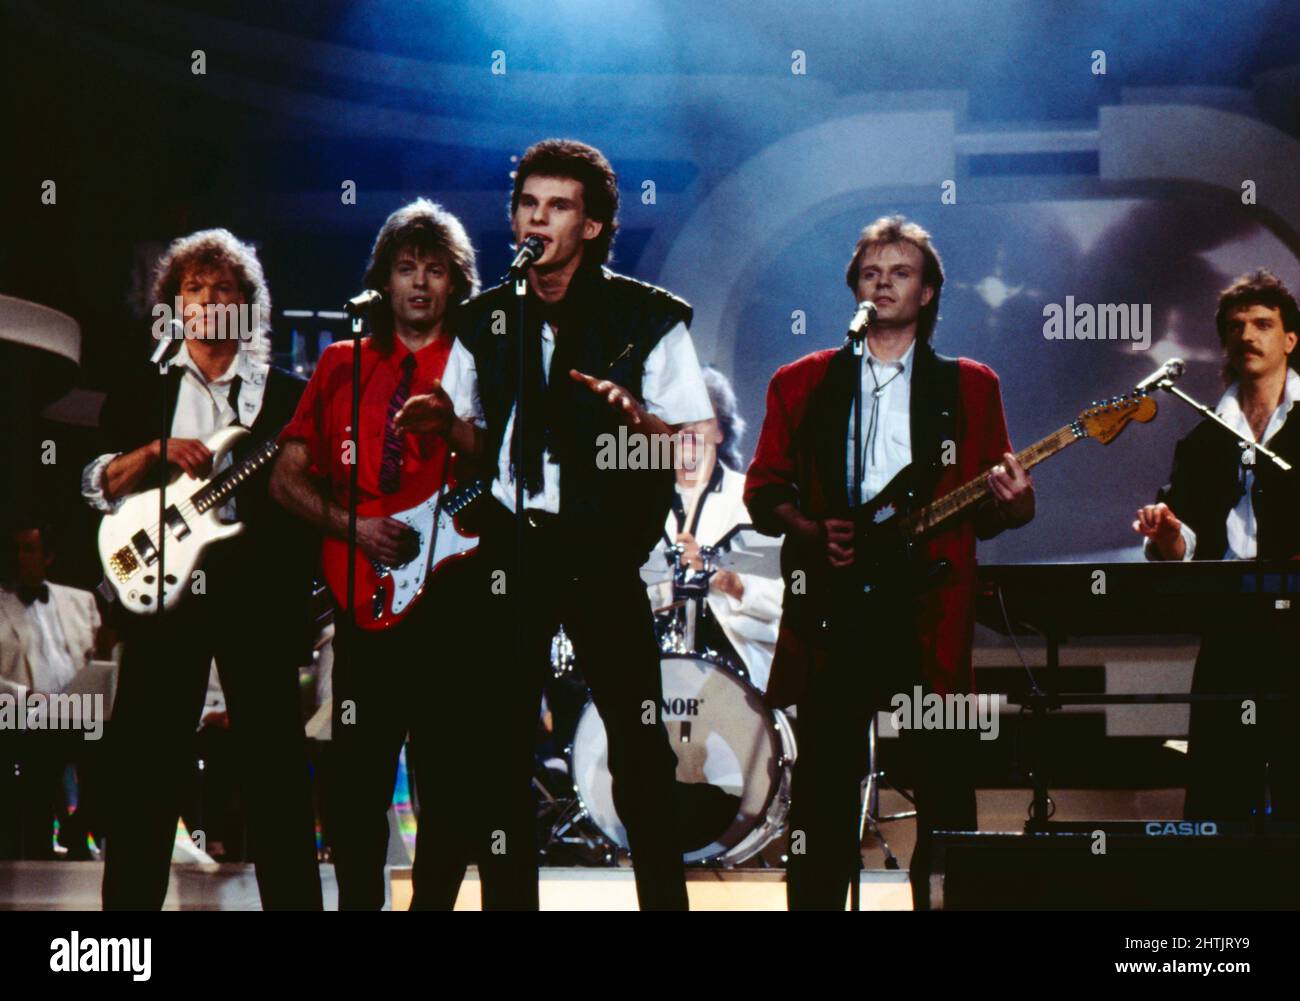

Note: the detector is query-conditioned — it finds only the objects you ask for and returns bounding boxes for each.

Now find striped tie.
[379,354,417,494]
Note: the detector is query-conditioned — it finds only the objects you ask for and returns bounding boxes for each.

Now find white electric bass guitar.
[98,426,281,614]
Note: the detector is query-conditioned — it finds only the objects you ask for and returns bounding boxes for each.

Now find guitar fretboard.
[192,440,281,514]
[897,423,1082,537]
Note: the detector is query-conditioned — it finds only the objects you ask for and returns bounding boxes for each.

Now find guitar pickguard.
[373,498,439,619]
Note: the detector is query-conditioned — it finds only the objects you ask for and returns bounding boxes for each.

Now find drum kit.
[539,525,796,866]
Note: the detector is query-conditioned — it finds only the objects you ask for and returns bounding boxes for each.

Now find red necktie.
[379,354,417,494]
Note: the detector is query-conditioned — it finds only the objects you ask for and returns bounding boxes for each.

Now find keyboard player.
[1132,269,1300,821]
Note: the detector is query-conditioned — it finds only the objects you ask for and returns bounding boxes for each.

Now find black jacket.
[1155,404,1300,560]
[457,266,693,565]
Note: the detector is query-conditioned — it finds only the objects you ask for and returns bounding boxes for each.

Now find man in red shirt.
[271,199,486,909]
[745,216,1034,909]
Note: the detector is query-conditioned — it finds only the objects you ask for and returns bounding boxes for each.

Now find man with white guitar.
[271,199,488,909]
[81,228,322,910]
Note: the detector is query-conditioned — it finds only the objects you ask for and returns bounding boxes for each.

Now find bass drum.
[570,653,796,866]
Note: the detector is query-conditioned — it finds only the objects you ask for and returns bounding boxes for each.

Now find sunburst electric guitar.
[818,389,1159,595]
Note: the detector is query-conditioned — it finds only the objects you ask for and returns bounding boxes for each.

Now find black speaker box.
[933,828,1300,909]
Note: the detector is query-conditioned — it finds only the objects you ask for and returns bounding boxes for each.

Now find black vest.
[457,266,693,564]
[1156,406,1300,560]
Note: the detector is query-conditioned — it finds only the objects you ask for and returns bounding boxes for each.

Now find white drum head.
[571,654,788,864]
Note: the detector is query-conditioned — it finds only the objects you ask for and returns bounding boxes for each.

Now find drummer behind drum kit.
[539,525,797,867]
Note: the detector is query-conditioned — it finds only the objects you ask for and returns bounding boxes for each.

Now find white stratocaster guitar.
[98,426,281,614]
[319,476,485,630]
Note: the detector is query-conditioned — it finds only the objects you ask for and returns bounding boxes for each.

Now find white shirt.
[651,466,784,691]
[845,340,915,504]
[169,342,268,440]
[486,321,715,514]
[1147,368,1300,561]
[441,338,486,429]
[25,596,81,694]
[82,344,269,518]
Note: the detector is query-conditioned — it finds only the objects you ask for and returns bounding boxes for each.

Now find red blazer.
[744,340,1014,707]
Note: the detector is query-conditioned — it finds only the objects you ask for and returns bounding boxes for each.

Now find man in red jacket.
[744,216,1034,909]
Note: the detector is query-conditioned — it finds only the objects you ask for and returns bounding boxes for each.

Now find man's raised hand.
[394,379,454,436]
[569,369,644,425]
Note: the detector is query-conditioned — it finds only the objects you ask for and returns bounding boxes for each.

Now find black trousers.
[102,565,322,910]
[476,501,689,910]
[1185,622,1300,821]
[0,728,92,860]
[328,555,507,910]
[785,594,977,910]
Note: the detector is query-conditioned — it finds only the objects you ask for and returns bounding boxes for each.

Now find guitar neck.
[899,423,1082,537]
[445,480,484,515]
[192,440,281,514]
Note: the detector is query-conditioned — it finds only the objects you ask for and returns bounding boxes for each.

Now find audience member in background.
[0,522,104,859]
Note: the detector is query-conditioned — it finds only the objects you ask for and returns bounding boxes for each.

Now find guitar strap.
[226,375,243,426]
[911,351,961,505]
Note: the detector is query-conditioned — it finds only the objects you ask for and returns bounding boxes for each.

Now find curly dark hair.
[510,139,619,266]
[844,215,945,343]
[1214,269,1300,380]
[362,199,480,350]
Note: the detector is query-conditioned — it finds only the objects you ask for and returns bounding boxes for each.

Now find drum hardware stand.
[535,756,616,864]
[537,629,613,862]
[662,542,723,655]
[540,799,615,864]
[858,715,917,874]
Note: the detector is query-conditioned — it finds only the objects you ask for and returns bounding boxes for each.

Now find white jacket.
[0,581,100,697]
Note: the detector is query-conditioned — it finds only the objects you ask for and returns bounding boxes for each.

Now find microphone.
[1136,357,1185,392]
[344,289,383,316]
[847,299,878,341]
[506,236,546,280]
[150,319,186,366]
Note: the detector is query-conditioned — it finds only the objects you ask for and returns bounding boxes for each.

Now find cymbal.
[642,525,783,584]
[709,527,782,578]
[640,558,675,587]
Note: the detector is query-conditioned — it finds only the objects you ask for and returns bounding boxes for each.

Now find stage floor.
[0,862,911,911]
[1,788,1185,910]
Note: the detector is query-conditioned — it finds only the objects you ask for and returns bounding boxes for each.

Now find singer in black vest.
[1135,269,1300,821]
[81,230,321,909]
[456,140,714,910]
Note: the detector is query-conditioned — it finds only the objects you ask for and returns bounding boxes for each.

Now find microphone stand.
[849,332,864,910]
[346,313,364,629]
[1148,374,1292,472]
[510,261,530,778]
[504,240,542,643]
[514,275,526,615]
[845,330,917,909]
